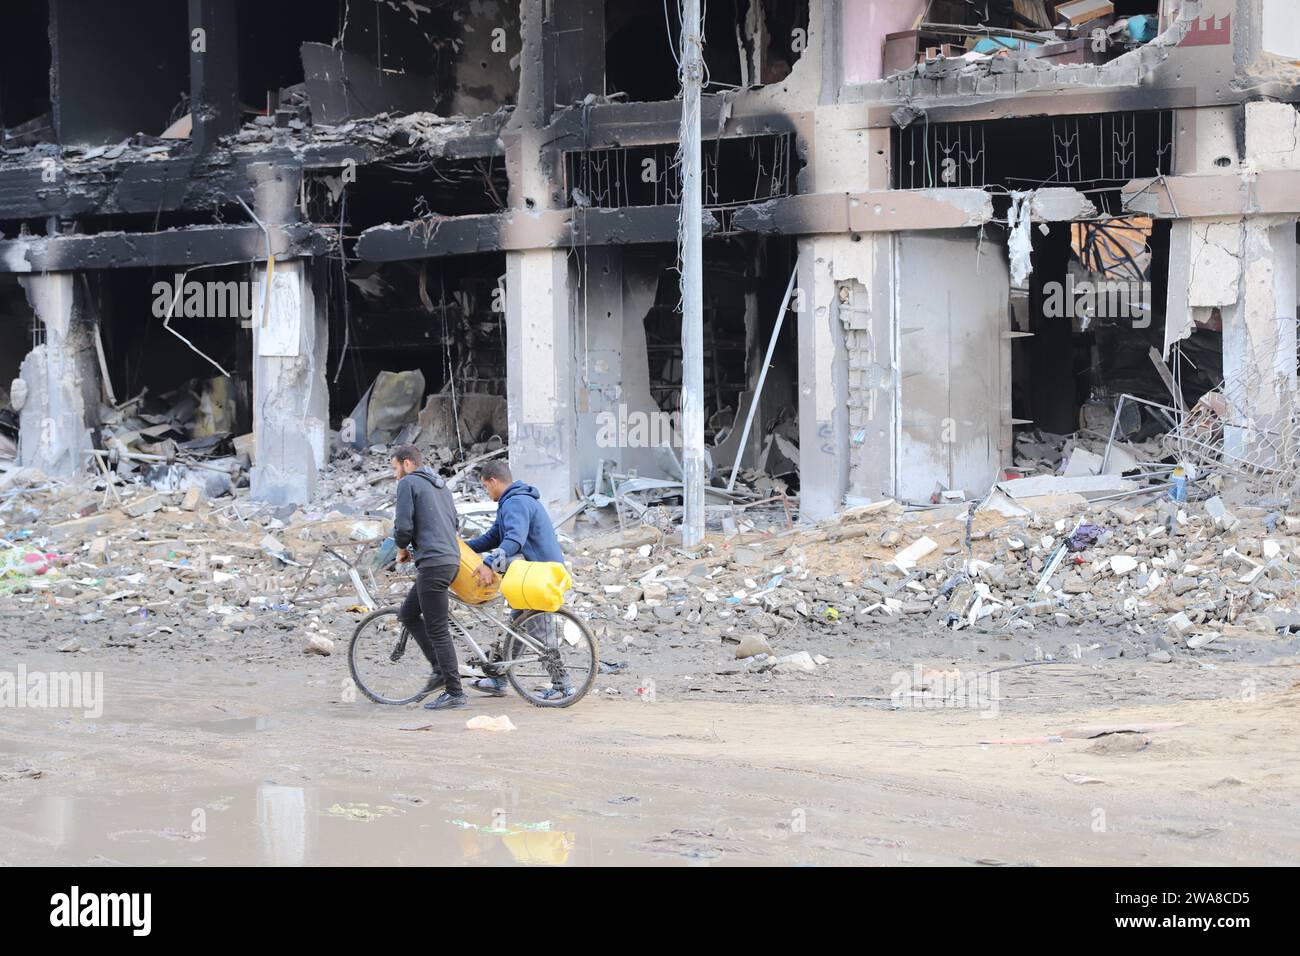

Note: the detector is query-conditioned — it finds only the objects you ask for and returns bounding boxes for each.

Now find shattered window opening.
[564,134,794,219]
[892,109,1176,193]
[604,0,809,102]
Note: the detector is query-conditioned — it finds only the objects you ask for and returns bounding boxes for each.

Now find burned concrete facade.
[2,1,1298,521]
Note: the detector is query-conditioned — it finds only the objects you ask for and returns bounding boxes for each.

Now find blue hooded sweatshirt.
[467,481,565,566]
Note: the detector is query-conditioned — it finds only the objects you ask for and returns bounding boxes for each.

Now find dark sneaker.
[420,673,447,697]
[423,692,467,711]
[470,677,507,697]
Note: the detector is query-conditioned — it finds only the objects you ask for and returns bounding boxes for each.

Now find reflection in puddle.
[257,783,308,866]
[35,794,76,849]
[3,784,596,866]
[449,818,576,866]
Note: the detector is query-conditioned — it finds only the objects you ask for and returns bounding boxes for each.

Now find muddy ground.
[3,599,1299,866]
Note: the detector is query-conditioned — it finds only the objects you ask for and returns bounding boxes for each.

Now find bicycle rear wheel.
[502,608,598,708]
[348,607,435,705]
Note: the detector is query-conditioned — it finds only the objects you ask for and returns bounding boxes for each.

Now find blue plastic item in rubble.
[1127,15,1157,43]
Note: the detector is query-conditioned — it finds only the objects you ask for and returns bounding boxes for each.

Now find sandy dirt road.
[3,644,1299,866]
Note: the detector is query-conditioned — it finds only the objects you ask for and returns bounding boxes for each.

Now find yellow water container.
[500,559,572,612]
[450,539,500,604]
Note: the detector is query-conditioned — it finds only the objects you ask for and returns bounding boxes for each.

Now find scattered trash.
[466,714,516,733]
[1065,524,1104,552]
[1169,466,1188,502]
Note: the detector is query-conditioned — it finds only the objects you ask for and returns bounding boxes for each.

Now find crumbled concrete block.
[894,536,937,571]
[1166,612,1194,641]
[1109,555,1139,575]
[306,635,334,656]
[734,634,773,659]
[774,651,817,673]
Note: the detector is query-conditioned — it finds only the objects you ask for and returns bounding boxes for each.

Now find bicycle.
[347,591,598,709]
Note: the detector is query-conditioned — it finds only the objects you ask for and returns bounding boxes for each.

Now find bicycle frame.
[446,595,555,672]
[381,563,557,670]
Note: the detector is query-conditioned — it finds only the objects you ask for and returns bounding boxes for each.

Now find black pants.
[398,562,461,696]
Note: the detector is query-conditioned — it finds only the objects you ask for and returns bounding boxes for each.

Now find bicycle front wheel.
[502,608,598,708]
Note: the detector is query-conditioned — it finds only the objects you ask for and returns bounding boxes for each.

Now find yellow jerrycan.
[500,559,572,612]
[449,539,500,604]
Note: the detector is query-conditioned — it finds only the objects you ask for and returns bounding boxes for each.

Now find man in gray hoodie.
[391,444,466,710]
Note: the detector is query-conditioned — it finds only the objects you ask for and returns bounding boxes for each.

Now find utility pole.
[679,0,705,549]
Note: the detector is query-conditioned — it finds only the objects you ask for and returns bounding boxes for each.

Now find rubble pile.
[0,444,503,656]
[1012,429,1165,484]
[568,486,1300,672]
[3,410,1298,680]
[96,382,246,497]
[1165,387,1300,500]
[887,2,1170,86]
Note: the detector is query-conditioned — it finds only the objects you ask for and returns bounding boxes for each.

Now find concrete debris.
[1166,612,1194,641]
[1205,496,1239,531]
[998,473,1137,500]
[0,436,517,649]
[887,2,1168,83]
[893,536,938,571]
[306,635,334,656]
[773,650,818,673]
[2,430,1297,708]
[1108,555,1138,575]
[559,472,1300,671]
[733,634,773,659]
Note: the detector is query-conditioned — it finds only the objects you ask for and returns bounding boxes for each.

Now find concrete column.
[14,272,101,478]
[795,237,851,519]
[249,258,328,506]
[248,164,327,506]
[1163,106,1243,355]
[796,232,907,516]
[1221,217,1298,461]
[1165,212,1297,462]
[1163,104,1300,466]
[506,248,577,508]
[572,248,665,483]
[188,0,241,153]
[1220,102,1300,462]
[895,231,1009,501]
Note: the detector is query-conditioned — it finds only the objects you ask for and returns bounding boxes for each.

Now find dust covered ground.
[4,457,1300,865]
[3,608,1299,866]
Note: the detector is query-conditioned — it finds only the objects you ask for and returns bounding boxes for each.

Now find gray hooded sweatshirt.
[393,466,460,568]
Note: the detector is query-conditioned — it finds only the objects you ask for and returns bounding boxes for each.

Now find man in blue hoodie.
[467,459,569,698]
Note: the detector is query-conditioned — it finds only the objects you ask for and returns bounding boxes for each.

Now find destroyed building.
[1,0,1298,524]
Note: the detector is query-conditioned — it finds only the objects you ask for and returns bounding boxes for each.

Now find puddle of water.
[0,783,645,866]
